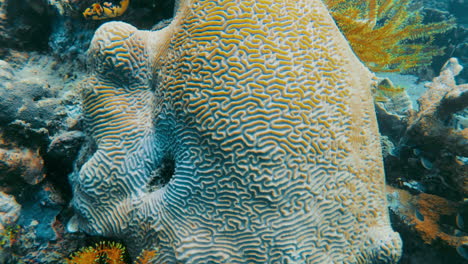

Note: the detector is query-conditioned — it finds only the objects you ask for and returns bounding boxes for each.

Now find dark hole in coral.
[74,135,98,170]
[45,132,88,203]
[32,95,43,102]
[147,153,175,192]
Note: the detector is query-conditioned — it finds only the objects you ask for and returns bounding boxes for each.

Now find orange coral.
[67,241,157,264]
[387,186,468,249]
[324,0,456,72]
[67,241,126,264]
[135,250,158,264]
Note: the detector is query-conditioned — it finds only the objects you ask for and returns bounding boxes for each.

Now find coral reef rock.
[373,77,413,142]
[0,51,88,262]
[0,141,45,186]
[377,58,467,263]
[0,0,52,51]
[69,0,402,263]
[0,192,20,228]
[387,185,468,262]
[404,58,467,197]
[48,0,176,63]
[0,192,21,263]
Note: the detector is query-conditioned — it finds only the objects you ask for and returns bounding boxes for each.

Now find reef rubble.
[377,58,468,263]
[0,51,86,263]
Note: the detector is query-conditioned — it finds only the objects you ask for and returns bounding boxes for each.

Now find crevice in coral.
[147,153,175,192]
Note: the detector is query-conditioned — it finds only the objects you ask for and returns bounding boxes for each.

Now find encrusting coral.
[0,140,45,186]
[375,58,467,261]
[69,0,402,262]
[323,0,456,72]
[387,185,468,260]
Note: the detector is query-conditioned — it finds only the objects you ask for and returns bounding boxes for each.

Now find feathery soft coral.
[324,0,456,72]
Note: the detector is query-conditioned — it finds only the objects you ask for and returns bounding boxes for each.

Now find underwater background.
[0,0,466,263]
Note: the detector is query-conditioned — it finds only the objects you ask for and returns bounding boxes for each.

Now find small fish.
[456,213,464,230]
[420,157,433,170]
[414,208,424,221]
[83,0,129,20]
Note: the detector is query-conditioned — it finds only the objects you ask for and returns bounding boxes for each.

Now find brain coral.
[69,0,402,262]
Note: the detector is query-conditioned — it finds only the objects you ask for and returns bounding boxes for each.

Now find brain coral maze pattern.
[70,0,403,263]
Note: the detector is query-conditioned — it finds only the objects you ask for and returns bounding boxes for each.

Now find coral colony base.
[68,0,402,262]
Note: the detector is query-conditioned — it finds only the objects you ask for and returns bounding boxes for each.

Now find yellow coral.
[373,78,406,102]
[324,0,456,72]
[83,0,129,20]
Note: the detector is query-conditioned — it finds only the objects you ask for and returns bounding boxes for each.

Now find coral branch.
[405,58,468,157]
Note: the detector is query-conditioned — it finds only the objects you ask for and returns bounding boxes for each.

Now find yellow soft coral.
[324,0,455,72]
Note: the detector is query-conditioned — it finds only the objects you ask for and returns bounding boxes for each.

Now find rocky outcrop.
[0,52,86,262]
[387,186,468,263]
[377,58,468,262]
[0,192,20,263]
[404,58,467,197]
